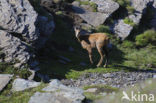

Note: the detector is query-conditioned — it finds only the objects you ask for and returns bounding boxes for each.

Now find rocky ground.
[62,71,156,88]
[0,0,156,103]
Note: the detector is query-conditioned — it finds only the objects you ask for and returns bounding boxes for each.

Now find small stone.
[85,88,97,93]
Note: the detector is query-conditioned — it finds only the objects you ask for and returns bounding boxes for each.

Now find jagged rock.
[90,0,119,13]
[112,0,156,39]
[12,78,41,91]
[0,30,31,67]
[72,0,119,27]
[113,20,133,40]
[0,0,55,67]
[0,0,39,42]
[0,74,13,92]
[29,79,85,103]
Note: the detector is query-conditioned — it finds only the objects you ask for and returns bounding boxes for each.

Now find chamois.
[74,27,111,67]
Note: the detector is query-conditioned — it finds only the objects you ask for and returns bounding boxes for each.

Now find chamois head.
[74,26,81,38]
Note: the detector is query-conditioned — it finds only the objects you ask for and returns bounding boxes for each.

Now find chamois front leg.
[87,48,93,64]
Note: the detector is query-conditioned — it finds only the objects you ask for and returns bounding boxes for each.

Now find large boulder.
[112,20,133,40]
[0,0,55,67]
[29,79,85,103]
[72,0,119,27]
[0,0,39,42]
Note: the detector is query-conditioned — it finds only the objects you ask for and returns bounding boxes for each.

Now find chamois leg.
[87,48,93,64]
[96,46,104,67]
[103,47,108,68]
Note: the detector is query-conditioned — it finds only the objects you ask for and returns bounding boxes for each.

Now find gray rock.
[90,0,119,13]
[29,92,72,103]
[72,0,119,27]
[113,20,133,40]
[12,78,41,91]
[72,6,108,27]
[0,74,13,92]
[0,0,55,68]
[0,0,39,42]
[0,30,31,67]
[29,79,85,103]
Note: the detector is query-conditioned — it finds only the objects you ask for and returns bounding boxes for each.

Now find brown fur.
[74,28,110,67]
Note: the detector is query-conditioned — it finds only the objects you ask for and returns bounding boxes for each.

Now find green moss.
[56,11,63,15]
[113,0,135,14]
[0,62,31,79]
[89,2,98,12]
[136,30,156,47]
[123,17,136,26]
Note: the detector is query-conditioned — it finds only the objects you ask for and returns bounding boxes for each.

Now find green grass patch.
[95,25,111,33]
[136,29,156,47]
[66,68,120,79]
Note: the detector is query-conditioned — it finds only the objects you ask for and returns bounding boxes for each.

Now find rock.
[12,78,41,91]
[0,30,31,67]
[29,92,71,103]
[0,0,39,42]
[72,0,119,27]
[29,79,85,103]
[0,74,13,92]
[0,0,55,67]
[90,0,119,13]
[112,20,133,40]
[85,88,97,93]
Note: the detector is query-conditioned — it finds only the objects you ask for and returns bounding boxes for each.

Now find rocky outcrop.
[112,0,156,39]
[72,0,119,27]
[0,0,55,68]
[29,79,85,103]
[0,0,39,42]
[12,78,41,91]
[0,74,13,92]
[0,30,31,67]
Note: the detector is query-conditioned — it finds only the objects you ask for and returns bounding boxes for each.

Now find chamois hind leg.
[103,47,108,68]
[87,48,93,64]
[96,45,104,67]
